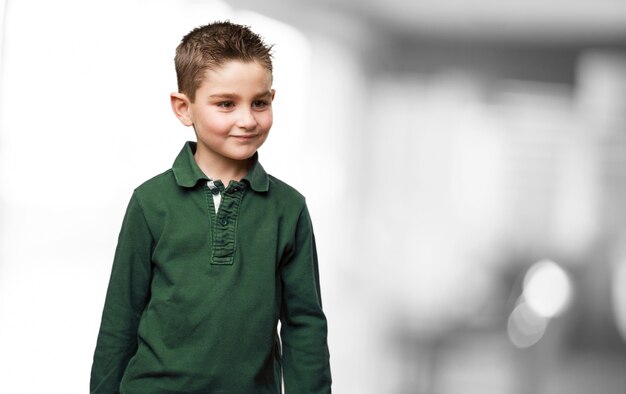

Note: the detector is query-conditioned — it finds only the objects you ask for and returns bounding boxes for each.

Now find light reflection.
[507,259,574,348]
[508,302,549,348]
[523,259,573,318]
[611,256,626,343]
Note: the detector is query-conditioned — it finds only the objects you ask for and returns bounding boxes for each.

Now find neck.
[194,151,252,184]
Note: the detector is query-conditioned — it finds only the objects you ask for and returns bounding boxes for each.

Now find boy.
[90,21,331,393]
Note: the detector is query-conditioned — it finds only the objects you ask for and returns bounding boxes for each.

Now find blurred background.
[2,0,626,393]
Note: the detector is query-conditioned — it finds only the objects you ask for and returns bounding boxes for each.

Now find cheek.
[258,112,273,131]
[201,116,233,134]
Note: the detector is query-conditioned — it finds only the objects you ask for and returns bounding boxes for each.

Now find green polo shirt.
[91,142,331,393]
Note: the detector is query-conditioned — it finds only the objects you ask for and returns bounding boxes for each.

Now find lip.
[231,134,258,140]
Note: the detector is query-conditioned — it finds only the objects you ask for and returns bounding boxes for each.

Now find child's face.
[185,60,275,164]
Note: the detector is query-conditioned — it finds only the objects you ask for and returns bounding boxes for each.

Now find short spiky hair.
[174,21,273,102]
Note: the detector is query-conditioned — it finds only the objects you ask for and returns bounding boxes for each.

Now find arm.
[90,193,153,393]
[280,205,332,393]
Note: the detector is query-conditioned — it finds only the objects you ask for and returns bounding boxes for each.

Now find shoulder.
[132,169,177,201]
[267,174,306,205]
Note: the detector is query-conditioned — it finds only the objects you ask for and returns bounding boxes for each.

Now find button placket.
[210,181,245,265]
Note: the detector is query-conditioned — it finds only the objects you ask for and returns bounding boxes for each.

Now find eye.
[217,101,234,109]
[252,100,269,109]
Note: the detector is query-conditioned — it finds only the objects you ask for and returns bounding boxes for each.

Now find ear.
[170,92,194,127]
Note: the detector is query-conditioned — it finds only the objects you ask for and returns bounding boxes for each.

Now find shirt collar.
[172,141,269,192]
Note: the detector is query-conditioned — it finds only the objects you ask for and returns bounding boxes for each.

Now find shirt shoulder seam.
[134,168,175,191]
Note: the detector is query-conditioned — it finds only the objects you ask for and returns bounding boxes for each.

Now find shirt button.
[220,218,228,226]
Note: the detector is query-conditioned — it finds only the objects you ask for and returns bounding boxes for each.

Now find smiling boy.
[90,22,331,393]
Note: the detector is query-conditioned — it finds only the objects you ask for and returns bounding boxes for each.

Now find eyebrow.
[210,91,272,100]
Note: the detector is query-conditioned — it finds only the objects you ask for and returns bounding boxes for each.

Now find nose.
[236,108,258,130]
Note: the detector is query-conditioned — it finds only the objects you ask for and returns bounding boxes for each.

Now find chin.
[228,151,257,161]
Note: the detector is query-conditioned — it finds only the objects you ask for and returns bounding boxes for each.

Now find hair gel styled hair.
[175,21,274,102]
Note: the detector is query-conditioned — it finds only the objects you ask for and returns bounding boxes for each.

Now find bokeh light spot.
[523,259,573,318]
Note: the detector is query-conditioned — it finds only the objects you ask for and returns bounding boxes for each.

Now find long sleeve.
[90,193,153,393]
[280,205,332,393]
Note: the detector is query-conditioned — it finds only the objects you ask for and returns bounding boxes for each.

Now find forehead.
[199,60,272,91]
